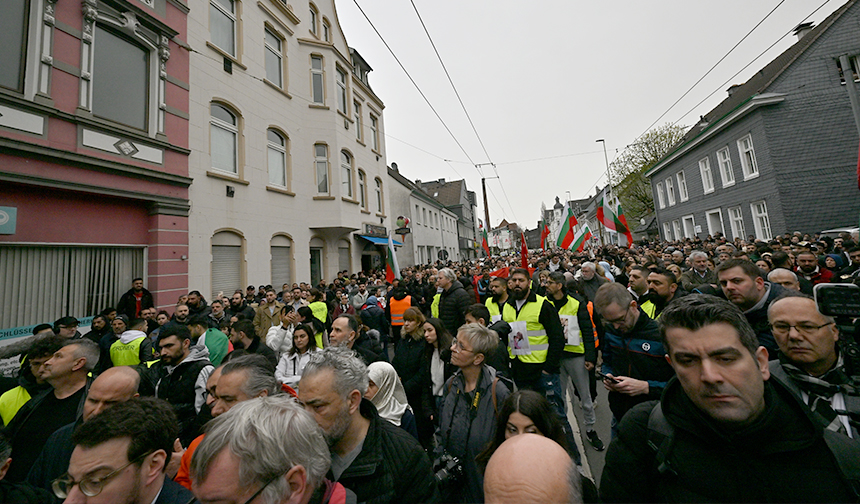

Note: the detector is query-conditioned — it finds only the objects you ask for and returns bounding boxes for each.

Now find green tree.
[610,123,688,222]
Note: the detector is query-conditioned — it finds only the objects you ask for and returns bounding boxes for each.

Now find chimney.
[415,179,422,185]
[437,178,445,184]
[793,22,814,41]
[726,84,741,97]
[391,162,398,172]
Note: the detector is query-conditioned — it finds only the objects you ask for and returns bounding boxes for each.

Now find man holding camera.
[767,292,860,438]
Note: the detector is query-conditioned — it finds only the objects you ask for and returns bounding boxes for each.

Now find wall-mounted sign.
[364,224,387,237]
[0,207,17,235]
[395,227,411,235]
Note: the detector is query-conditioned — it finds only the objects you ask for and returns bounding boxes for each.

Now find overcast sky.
[333,0,843,229]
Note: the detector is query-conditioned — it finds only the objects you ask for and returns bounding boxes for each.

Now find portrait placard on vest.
[509,321,531,355]
[560,315,581,346]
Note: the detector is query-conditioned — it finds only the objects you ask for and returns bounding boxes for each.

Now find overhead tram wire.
[408,0,493,165]
[671,0,835,127]
[351,0,477,166]
[635,0,788,141]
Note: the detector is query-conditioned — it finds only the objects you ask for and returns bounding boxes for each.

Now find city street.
[565,377,612,487]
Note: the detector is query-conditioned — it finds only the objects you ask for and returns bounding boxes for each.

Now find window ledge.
[722,182,736,188]
[337,110,353,122]
[371,149,382,156]
[267,185,295,196]
[743,173,760,181]
[356,139,366,147]
[704,188,715,194]
[376,212,386,218]
[309,104,329,110]
[207,170,249,185]
[313,195,335,200]
[206,42,247,70]
[342,197,359,205]
[361,209,371,215]
[264,79,292,98]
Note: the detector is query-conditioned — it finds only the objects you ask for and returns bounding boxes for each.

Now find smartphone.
[595,371,619,384]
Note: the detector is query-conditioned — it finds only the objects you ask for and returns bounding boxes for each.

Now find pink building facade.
[0,0,191,337]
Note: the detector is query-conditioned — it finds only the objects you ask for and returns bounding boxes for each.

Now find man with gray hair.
[768,268,801,291]
[578,262,608,304]
[191,395,354,504]
[431,267,472,336]
[210,354,280,417]
[679,250,716,291]
[298,347,437,504]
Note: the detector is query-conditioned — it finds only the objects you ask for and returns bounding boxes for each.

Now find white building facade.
[187,0,391,297]
[387,165,459,266]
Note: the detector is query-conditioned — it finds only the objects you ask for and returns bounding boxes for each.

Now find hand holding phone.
[596,371,619,384]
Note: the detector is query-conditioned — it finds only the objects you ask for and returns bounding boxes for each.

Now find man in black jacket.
[601,295,860,503]
[298,347,437,504]
[432,268,471,336]
[116,278,154,320]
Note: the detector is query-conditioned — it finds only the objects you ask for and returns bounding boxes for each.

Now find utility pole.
[478,165,498,253]
[596,139,611,246]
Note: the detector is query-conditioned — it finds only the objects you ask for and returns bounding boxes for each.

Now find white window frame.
[309,4,318,36]
[717,146,735,187]
[336,66,347,114]
[656,182,665,209]
[705,208,725,237]
[663,222,672,241]
[750,200,772,240]
[665,178,676,206]
[699,157,714,194]
[358,170,367,209]
[370,114,379,151]
[310,54,324,104]
[677,171,688,202]
[267,128,288,188]
[375,178,383,214]
[210,103,239,175]
[264,27,283,89]
[728,206,745,241]
[341,150,353,198]
[682,214,696,239]
[314,143,329,194]
[322,18,331,42]
[354,101,362,141]
[737,135,759,180]
[672,220,683,240]
[210,0,237,57]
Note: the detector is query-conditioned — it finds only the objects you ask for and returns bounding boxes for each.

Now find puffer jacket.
[437,281,472,336]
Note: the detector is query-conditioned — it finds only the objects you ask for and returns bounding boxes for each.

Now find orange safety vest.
[389,296,411,326]
[587,301,599,348]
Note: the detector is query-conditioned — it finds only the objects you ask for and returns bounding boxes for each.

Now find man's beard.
[323,404,352,448]
[491,292,506,303]
[510,287,529,301]
[799,265,816,274]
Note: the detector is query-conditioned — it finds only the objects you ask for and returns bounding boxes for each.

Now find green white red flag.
[597,188,634,248]
[570,223,592,252]
[385,234,401,283]
[556,202,578,249]
[480,220,491,257]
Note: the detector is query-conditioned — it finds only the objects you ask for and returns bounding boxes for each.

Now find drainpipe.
[839,55,860,135]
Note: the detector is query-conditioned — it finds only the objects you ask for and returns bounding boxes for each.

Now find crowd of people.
[0,227,859,503]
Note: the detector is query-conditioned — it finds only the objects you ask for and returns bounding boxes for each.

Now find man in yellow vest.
[545,272,604,451]
[502,268,580,465]
[638,267,680,320]
[109,318,154,367]
[484,276,508,324]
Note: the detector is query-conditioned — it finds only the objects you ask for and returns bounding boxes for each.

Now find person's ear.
[473,352,485,367]
[284,465,309,504]
[143,450,168,485]
[348,389,362,414]
[0,457,12,480]
[756,346,770,380]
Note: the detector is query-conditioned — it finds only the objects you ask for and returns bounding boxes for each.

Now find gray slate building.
[646,0,860,242]
[417,178,479,260]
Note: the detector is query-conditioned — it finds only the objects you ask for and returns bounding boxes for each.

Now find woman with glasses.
[435,323,510,503]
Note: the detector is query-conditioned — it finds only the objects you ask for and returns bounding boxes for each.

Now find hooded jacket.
[155,345,214,445]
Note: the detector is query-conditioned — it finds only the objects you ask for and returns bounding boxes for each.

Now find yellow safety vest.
[110,337,145,366]
[0,386,31,425]
[309,301,328,324]
[556,296,585,354]
[502,295,550,364]
[640,300,659,320]
[431,293,441,319]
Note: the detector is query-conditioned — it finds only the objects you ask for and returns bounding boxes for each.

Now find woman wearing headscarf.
[365,361,418,440]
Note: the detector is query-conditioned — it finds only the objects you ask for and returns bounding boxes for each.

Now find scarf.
[779,352,856,435]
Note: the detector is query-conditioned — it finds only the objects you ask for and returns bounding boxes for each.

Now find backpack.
[646,403,860,497]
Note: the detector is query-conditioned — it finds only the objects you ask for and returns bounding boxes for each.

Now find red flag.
[520,232,529,269]
[539,220,550,250]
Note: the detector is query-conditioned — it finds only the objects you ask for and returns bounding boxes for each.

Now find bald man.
[768,268,801,291]
[484,434,581,504]
[26,366,140,493]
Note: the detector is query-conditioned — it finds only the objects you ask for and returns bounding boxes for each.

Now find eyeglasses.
[451,338,475,354]
[770,322,834,336]
[52,451,153,498]
[182,472,282,504]
[602,305,631,327]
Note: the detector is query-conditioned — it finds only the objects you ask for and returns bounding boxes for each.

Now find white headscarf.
[367,362,409,426]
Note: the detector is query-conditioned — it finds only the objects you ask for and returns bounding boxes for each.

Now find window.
[323,18,331,42]
[211,103,238,174]
[375,179,383,213]
[91,26,149,131]
[699,157,714,194]
[737,135,758,179]
[656,182,665,209]
[682,215,696,238]
[717,147,735,186]
[358,170,367,209]
[665,178,676,206]
[314,143,329,194]
[309,4,318,36]
[706,209,725,237]
[663,222,672,241]
[338,241,350,272]
[336,67,347,114]
[264,28,283,88]
[310,55,324,104]
[271,235,292,287]
[751,200,772,240]
[673,220,683,240]
[210,0,236,56]
[677,171,688,202]
[340,150,353,198]
[354,101,363,141]
[212,231,244,299]
[423,208,427,226]
[728,206,745,240]
[267,129,287,187]
[1,0,30,92]
[415,205,420,224]
[370,115,379,151]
